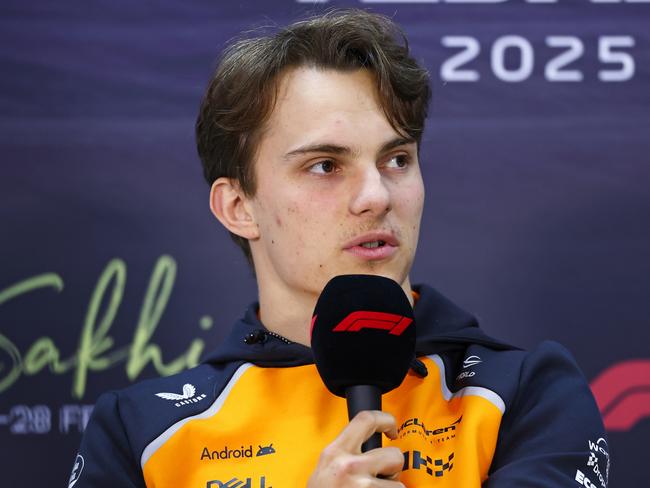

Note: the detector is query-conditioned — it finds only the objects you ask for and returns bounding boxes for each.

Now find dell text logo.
[206,477,268,488]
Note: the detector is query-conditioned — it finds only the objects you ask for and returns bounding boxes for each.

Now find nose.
[348,164,391,217]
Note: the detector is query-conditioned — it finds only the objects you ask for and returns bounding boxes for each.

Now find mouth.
[343,233,399,260]
[359,240,387,249]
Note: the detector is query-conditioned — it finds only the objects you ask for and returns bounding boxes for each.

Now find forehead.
[258,66,400,155]
[275,66,381,112]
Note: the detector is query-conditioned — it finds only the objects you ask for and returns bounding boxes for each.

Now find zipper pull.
[410,358,428,377]
[244,329,267,345]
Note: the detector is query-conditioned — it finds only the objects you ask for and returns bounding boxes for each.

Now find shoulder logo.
[156,383,207,407]
[462,355,482,368]
[68,454,84,488]
[156,383,196,400]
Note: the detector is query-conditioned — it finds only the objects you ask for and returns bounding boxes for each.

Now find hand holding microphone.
[308,275,415,487]
[307,410,404,487]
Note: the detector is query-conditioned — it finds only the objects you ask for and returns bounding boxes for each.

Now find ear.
[209,177,260,240]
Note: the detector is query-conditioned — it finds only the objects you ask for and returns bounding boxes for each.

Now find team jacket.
[69,285,609,488]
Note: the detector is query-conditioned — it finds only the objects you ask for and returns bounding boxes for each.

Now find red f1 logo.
[590,359,650,432]
[332,311,413,336]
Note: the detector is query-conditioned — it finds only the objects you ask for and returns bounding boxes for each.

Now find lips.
[343,232,399,250]
[343,232,399,260]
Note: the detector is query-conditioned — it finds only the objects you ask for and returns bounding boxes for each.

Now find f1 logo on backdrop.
[332,311,413,336]
[590,359,650,432]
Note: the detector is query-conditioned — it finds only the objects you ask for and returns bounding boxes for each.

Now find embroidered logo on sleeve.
[458,355,482,381]
[574,438,609,488]
[156,383,207,407]
[586,438,609,488]
[68,454,84,488]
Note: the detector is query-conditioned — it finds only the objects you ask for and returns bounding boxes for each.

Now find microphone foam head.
[310,274,416,397]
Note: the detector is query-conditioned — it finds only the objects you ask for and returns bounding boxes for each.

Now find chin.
[337,263,408,285]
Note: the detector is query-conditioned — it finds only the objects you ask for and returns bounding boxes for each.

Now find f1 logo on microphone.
[332,311,413,336]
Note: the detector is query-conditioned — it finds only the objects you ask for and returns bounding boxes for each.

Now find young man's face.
[247,67,425,300]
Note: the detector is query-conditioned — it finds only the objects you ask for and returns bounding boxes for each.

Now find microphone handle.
[345,385,382,452]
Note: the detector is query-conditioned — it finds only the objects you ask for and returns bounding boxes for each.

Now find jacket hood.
[203,284,518,367]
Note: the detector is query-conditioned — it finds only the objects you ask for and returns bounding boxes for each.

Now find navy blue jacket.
[69,285,609,487]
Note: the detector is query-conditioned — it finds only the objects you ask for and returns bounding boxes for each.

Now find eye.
[385,154,410,169]
[308,160,336,174]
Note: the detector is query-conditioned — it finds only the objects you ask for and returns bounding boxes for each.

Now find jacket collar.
[202,284,518,367]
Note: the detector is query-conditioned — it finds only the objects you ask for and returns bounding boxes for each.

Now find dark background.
[1,1,648,486]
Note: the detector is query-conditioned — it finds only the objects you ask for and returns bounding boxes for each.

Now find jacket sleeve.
[485,341,610,488]
[67,391,146,488]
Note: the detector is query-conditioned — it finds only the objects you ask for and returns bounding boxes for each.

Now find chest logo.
[206,476,269,488]
[155,383,207,407]
[403,450,455,478]
[398,416,462,445]
[256,444,276,457]
[201,444,276,461]
[463,355,482,368]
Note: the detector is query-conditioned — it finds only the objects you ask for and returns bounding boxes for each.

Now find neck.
[258,288,315,346]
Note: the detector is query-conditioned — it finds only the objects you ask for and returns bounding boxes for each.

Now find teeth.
[361,240,385,249]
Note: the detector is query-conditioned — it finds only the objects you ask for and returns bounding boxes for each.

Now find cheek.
[392,182,425,239]
[257,179,341,255]
[396,182,424,215]
[282,201,338,258]
[268,201,312,243]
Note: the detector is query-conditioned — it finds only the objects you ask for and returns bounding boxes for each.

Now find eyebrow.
[283,136,415,160]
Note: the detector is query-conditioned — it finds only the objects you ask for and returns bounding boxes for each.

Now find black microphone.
[310,274,416,452]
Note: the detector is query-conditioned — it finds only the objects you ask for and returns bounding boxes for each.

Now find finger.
[366,477,405,488]
[333,411,397,452]
[325,446,403,479]
[363,446,405,478]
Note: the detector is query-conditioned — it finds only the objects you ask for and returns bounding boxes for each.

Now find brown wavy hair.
[196,9,431,266]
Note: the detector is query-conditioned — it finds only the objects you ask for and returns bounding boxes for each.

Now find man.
[70,10,608,487]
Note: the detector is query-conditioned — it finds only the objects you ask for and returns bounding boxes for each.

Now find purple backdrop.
[1,1,648,486]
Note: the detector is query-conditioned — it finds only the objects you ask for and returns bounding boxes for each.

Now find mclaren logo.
[155,383,207,407]
[398,416,461,445]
